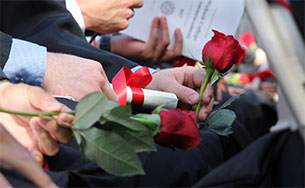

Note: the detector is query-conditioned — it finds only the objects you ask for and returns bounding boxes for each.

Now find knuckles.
[119,20,129,31]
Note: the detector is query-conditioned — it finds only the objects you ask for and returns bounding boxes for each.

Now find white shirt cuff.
[66,0,85,32]
[3,39,47,86]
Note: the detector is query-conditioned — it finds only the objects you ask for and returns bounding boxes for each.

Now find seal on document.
[160,1,175,15]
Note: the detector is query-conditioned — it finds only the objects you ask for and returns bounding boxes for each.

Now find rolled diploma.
[126,86,178,109]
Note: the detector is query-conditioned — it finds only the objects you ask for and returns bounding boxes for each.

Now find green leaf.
[114,125,157,153]
[104,105,144,132]
[97,119,138,133]
[73,130,88,160]
[131,114,160,136]
[73,92,108,130]
[73,129,83,145]
[207,94,242,123]
[78,127,145,176]
[217,93,242,110]
[207,109,236,129]
[208,123,233,136]
[206,109,235,136]
[152,104,166,114]
[95,120,156,153]
[104,100,121,113]
[211,69,221,85]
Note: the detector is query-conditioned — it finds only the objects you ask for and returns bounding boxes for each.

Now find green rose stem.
[0,108,75,126]
[195,59,215,124]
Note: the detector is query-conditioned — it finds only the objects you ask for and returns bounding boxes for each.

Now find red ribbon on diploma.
[112,67,152,107]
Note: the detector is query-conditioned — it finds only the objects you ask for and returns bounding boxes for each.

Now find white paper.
[121,0,245,61]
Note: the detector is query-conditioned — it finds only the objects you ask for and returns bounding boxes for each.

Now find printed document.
[121,0,245,61]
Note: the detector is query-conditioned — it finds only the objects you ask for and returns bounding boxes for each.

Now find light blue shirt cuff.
[3,39,47,86]
[131,66,157,75]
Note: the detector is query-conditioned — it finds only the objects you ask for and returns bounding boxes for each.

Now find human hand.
[110,16,183,65]
[42,52,118,101]
[77,0,143,33]
[227,86,246,96]
[215,86,223,102]
[0,82,73,165]
[146,66,214,120]
[0,124,58,188]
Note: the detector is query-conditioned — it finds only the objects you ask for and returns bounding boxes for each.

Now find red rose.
[174,56,196,67]
[202,30,246,73]
[249,69,276,82]
[238,32,256,48]
[154,109,202,150]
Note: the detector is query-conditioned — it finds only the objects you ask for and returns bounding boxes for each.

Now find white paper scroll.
[126,86,178,110]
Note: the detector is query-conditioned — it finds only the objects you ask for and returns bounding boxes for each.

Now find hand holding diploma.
[121,0,245,61]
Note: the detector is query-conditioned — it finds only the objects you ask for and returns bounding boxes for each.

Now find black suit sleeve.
[0,31,12,69]
[0,31,11,81]
[0,68,8,81]
[0,0,139,80]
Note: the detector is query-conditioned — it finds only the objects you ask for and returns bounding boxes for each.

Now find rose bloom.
[202,30,246,73]
[154,109,202,150]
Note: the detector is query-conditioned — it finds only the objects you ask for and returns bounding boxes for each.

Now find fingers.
[99,69,118,102]
[30,118,59,156]
[198,96,214,120]
[27,85,63,112]
[227,86,246,96]
[101,85,118,102]
[41,117,72,144]
[162,28,183,61]
[153,16,170,63]
[130,0,144,8]
[146,16,160,51]
[0,124,58,188]
[30,116,74,156]
[166,79,200,106]
[17,157,58,188]
[192,70,207,88]
[173,28,183,54]
[202,84,214,105]
[215,87,223,102]
[148,67,201,105]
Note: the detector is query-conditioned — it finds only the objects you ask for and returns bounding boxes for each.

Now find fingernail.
[189,93,198,103]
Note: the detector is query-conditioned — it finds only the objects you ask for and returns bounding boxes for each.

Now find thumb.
[170,81,199,105]
[27,86,63,112]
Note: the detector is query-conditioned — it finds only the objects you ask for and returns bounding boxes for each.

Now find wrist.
[100,34,120,51]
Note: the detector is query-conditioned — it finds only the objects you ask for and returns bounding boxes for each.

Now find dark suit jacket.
[0,0,139,80]
[194,131,304,187]
[0,31,12,80]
